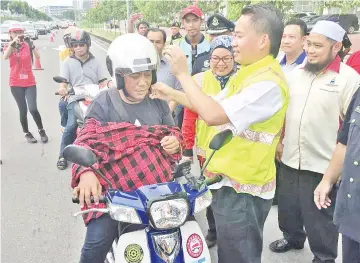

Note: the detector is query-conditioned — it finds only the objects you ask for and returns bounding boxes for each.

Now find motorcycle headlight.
[149,199,189,230]
[194,190,213,214]
[108,203,142,224]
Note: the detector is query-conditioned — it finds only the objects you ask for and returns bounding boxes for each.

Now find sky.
[25,0,73,8]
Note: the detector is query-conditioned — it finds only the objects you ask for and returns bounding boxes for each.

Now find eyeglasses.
[210,56,233,64]
[71,43,86,48]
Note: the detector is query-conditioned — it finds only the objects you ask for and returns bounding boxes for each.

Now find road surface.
[1,30,345,263]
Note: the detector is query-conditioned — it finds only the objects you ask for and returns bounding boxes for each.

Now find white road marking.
[92,40,108,53]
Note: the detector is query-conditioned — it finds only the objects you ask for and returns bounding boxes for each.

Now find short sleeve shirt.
[60,53,108,103]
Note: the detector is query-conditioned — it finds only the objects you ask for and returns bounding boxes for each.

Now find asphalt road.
[1,30,344,263]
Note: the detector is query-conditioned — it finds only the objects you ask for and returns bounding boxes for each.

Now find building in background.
[37,6,73,17]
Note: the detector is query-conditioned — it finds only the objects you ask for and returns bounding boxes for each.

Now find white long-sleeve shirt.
[208,81,284,199]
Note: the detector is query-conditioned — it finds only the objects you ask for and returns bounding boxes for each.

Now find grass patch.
[84,28,121,42]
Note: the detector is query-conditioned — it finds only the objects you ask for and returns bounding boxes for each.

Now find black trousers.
[11,86,43,133]
[343,235,360,263]
[278,163,338,263]
[212,187,272,263]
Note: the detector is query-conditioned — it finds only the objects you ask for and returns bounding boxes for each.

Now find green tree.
[1,1,10,10]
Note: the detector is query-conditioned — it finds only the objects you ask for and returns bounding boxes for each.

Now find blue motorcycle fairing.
[182,183,209,215]
[106,181,210,225]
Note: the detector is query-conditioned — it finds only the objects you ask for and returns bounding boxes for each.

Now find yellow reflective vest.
[201,55,289,193]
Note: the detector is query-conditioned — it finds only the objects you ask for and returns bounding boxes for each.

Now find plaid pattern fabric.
[71,118,183,225]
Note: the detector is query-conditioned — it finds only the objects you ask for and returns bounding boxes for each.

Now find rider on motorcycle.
[71,33,183,263]
[58,26,78,132]
[56,28,108,170]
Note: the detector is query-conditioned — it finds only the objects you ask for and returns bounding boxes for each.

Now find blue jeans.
[59,102,78,157]
[80,215,118,263]
[58,98,68,127]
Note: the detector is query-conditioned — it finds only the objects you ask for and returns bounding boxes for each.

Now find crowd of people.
[3,3,360,263]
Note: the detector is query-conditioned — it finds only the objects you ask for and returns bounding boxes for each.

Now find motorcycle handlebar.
[72,195,106,204]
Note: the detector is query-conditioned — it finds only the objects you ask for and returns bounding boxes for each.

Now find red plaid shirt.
[71,118,183,225]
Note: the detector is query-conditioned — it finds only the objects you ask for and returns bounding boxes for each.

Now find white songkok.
[311,20,346,42]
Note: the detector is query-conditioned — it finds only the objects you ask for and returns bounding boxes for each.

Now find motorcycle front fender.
[115,221,211,263]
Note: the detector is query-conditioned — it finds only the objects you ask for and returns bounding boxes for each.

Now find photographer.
[3,23,48,143]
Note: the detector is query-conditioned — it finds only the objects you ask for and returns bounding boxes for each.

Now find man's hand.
[130,13,143,22]
[57,87,68,97]
[276,143,284,162]
[314,178,333,210]
[73,171,102,208]
[161,136,180,154]
[150,82,174,101]
[162,45,189,78]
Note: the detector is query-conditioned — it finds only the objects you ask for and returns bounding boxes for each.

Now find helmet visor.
[115,58,158,76]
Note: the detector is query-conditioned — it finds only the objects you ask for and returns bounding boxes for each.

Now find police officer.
[170,22,182,45]
[314,86,360,263]
[192,14,235,75]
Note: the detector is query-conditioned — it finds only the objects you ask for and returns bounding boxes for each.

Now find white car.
[0,24,10,51]
[22,23,38,40]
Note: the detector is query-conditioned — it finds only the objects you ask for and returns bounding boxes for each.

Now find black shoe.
[25,132,37,143]
[57,157,68,170]
[205,232,217,248]
[38,129,48,143]
[269,238,304,253]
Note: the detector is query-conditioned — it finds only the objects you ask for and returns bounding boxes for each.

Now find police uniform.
[336,87,360,263]
[339,33,352,61]
[170,22,182,45]
[192,14,235,75]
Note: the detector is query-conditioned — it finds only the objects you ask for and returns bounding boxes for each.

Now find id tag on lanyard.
[19,66,28,80]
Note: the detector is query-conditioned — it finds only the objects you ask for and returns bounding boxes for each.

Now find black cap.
[206,14,235,35]
[171,22,181,28]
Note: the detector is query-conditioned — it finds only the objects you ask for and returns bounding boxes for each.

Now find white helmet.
[106,33,159,90]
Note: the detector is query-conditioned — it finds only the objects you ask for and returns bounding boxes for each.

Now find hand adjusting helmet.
[106,33,159,90]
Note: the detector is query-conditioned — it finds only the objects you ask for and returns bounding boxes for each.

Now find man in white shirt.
[279,19,307,77]
[269,21,360,263]
[274,18,308,205]
[152,4,288,263]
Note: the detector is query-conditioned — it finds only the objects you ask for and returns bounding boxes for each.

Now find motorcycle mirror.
[209,129,233,150]
[53,76,68,84]
[201,129,233,175]
[63,145,97,167]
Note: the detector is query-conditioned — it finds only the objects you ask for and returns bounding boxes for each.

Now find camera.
[18,35,24,41]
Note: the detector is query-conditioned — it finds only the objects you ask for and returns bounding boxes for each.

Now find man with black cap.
[192,13,235,75]
[170,22,182,45]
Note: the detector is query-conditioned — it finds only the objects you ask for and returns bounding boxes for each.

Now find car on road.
[293,12,317,18]
[306,14,359,34]
[60,21,69,29]
[22,23,38,40]
[301,15,320,23]
[34,23,47,35]
[1,20,19,25]
[0,24,10,51]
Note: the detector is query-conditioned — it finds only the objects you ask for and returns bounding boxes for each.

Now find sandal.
[57,157,68,170]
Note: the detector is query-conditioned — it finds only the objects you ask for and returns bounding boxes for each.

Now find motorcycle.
[53,76,107,127]
[64,129,234,263]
